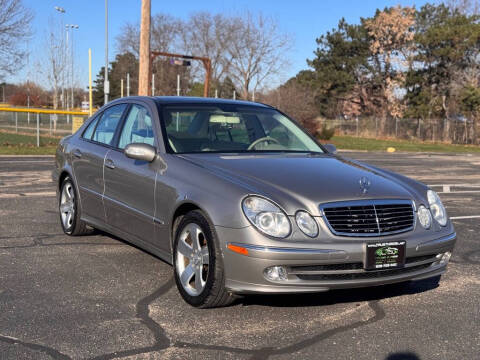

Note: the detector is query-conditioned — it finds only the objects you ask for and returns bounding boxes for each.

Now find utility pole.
[121,78,124,97]
[138,0,151,96]
[104,0,109,104]
[127,73,130,96]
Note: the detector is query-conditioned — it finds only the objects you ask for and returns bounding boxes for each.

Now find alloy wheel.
[60,182,75,230]
[175,223,210,296]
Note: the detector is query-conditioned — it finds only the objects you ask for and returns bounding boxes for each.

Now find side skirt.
[81,215,173,265]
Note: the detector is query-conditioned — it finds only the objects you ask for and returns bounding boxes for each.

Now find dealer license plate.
[365,241,406,270]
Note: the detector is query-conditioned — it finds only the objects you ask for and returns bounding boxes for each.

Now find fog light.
[264,266,288,281]
[440,251,452,264]
[418,205,432,229]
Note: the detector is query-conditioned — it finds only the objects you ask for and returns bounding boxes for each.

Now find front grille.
[322,200,414,237]
[296,263,432,281]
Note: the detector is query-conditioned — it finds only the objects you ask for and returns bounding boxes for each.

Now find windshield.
[161,105,324,154]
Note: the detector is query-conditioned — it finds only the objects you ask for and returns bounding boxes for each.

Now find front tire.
[173,210,236,308]
[59,176,90,236]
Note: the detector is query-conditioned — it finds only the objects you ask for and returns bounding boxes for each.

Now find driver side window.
[118,104,155,149]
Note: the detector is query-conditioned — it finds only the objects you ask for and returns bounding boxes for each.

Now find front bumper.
[216,225,456,294]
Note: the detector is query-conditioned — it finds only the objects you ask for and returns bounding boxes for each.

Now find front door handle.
[73,149,82,158]
[105,159,116,169]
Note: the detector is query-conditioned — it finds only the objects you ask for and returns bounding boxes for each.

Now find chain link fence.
[0,108,89,146]
[320,117,478,144]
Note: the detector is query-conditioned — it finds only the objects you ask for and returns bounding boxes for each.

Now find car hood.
[179,153,420,216]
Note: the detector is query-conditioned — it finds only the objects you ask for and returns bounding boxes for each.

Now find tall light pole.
[54,6,65,108]
[104,0,109,104]
[65,24,70,112]
[69,24,79,109]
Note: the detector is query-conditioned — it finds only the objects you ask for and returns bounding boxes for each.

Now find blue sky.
[14,0,431,89]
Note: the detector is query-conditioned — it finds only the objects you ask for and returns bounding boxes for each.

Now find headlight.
[242,196,291,238]
[417,205,432,229]
[295,211,319,237]
[427,190,447,226]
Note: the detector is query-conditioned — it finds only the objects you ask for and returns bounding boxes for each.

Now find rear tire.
[173,210,236,308]
[59,176,90,236]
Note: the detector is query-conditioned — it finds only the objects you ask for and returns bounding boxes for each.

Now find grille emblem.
[359,176,371,194]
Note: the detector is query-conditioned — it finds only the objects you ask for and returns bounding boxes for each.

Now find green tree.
[92,52,139,106]
[460,85,480,143]
[92,66,106,107]
[306,19,371,118]
[405,3,480,140]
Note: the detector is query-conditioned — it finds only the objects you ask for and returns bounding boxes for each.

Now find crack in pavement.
[0,277,175,360]
[173,300,386,359]
[0,334,72,360]
[88,277,175,360]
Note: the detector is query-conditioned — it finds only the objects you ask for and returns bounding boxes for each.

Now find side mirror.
[124,143,156,162]
[324,143,337,154]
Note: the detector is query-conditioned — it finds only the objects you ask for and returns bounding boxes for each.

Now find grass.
[0,130,479,155]
[329,135,480,153]
[0,130,60,155]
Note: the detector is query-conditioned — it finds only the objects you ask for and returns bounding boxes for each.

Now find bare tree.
[363,6,416,134]
[0,0,33,79]
[117,13,182,56]
[181,13,234,87]
[444,0,480,14]
[259,80,318,134]
[45,22,65,110]
[115,12,292,99]
[225,12,292,99]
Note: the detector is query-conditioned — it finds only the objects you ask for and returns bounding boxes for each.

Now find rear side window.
[118,104,155,149]
[92,104,127,145]
[82,116,99,140]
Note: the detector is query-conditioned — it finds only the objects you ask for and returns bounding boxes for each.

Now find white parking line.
[0,160,53,163]
[0,155,54,158]
[430,183,480,194]
[429,183,480,187]
[450,215,480,220]
[438,190,480,194]
[0,191,56,199]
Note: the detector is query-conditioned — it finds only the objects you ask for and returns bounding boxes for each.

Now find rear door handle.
[73,149,82,158]
[105,159,115,169]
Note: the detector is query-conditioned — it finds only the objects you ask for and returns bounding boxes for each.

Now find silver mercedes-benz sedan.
[53,96,456,308]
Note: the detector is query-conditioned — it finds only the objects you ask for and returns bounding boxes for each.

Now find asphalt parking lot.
[0,151,479,360]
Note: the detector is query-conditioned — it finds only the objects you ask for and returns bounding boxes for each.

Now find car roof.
[114,95,273,108]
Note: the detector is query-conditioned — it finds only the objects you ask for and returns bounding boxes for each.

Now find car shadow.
[385,352,421,360]
[238,276,440,308]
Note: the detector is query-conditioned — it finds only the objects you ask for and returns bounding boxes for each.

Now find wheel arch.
[58,170,72,191]
[170,201,217,249]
